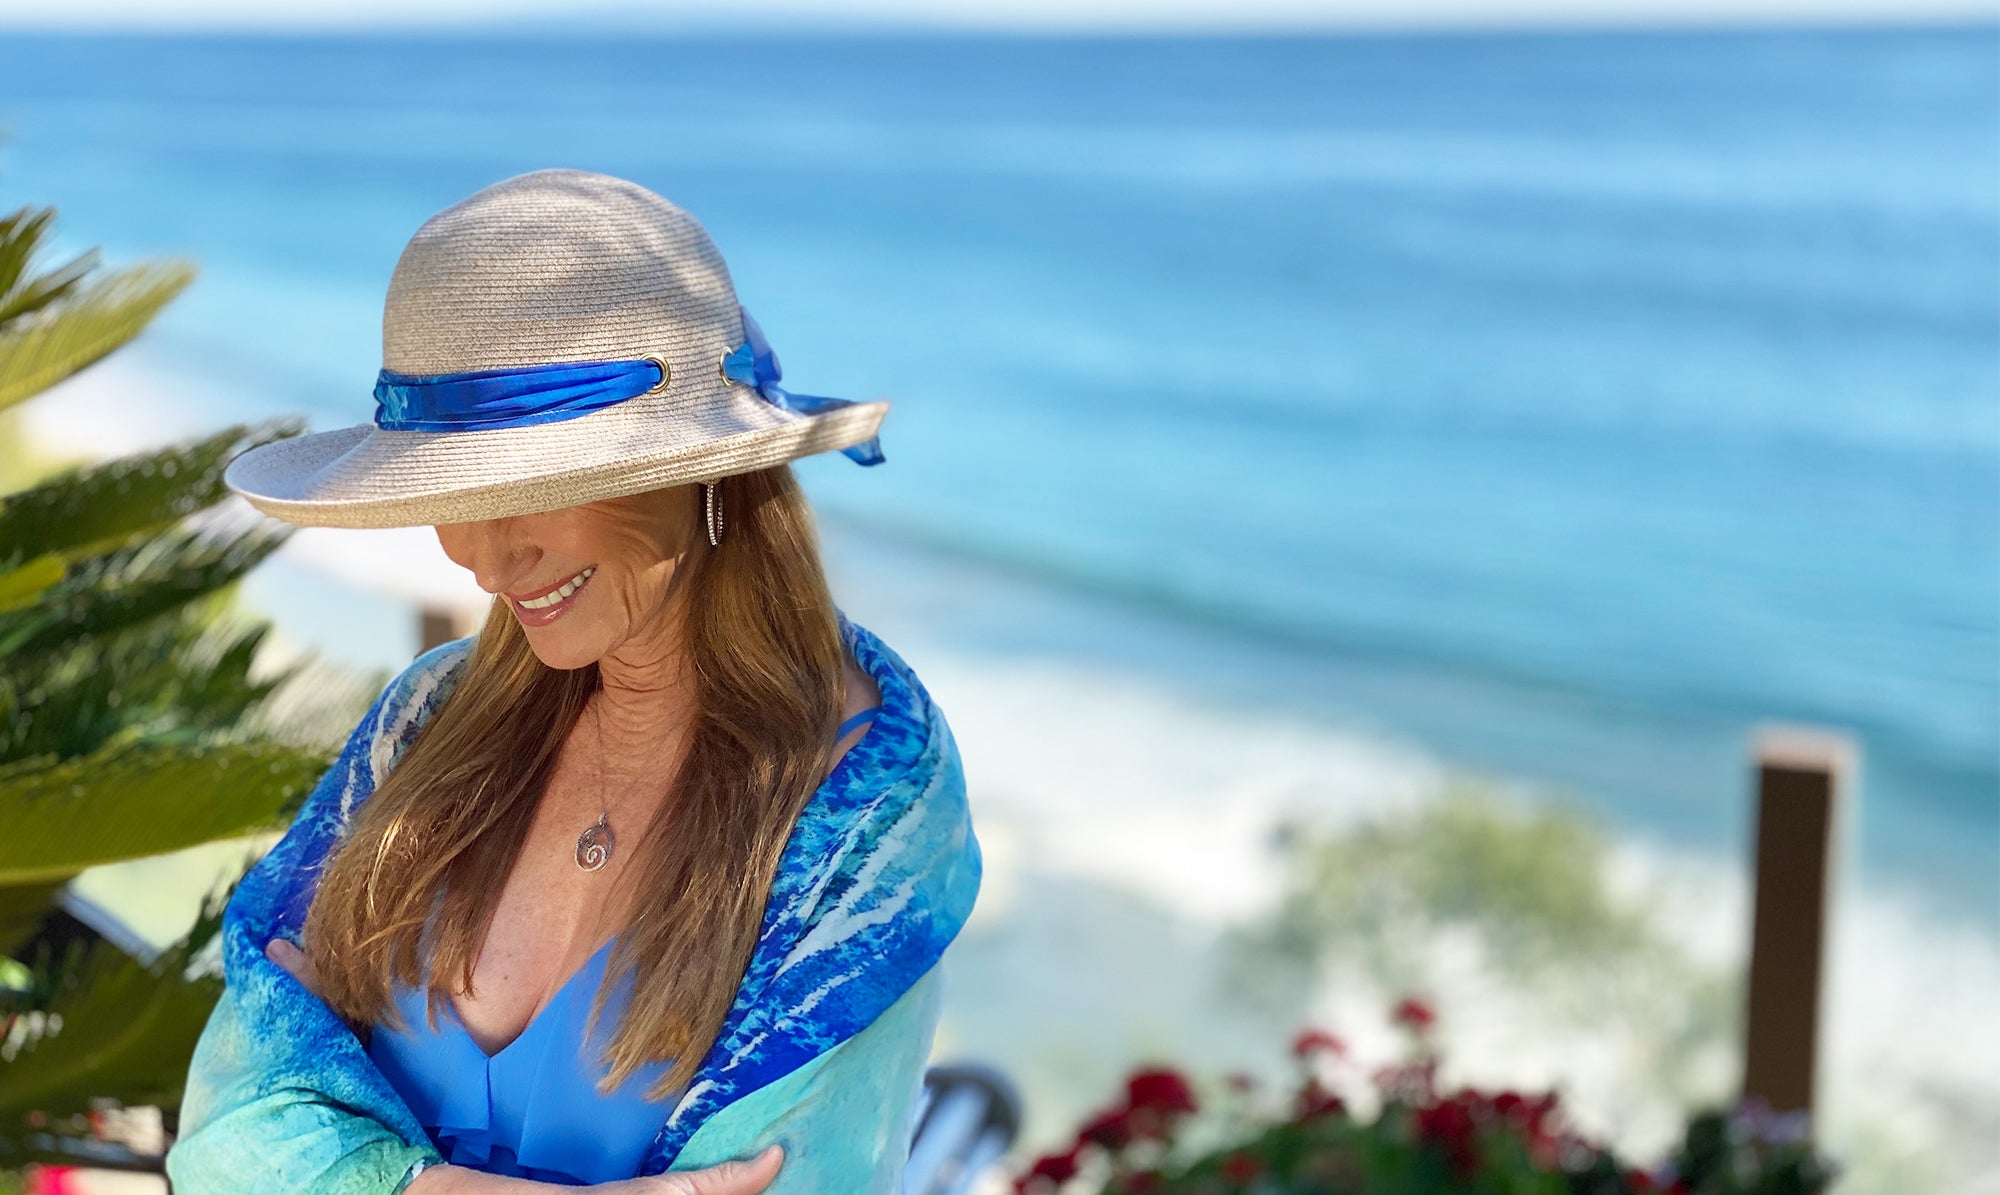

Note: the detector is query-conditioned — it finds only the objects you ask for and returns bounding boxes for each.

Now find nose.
[435,519,539,595]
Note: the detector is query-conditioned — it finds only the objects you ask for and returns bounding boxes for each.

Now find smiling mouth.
[511,565,596,610]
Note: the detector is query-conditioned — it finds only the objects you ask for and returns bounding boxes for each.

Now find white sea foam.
[918,643,1446,931]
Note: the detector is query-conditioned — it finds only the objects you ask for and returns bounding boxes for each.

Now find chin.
[517,622,609,671]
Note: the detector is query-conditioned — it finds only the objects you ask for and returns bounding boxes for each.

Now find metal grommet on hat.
[218,168,891,530]
[641,354,672,396]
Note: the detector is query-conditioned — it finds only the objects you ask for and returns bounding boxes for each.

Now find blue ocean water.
[1,25,1994,922]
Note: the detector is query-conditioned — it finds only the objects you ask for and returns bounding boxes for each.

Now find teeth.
[519,566,594,610]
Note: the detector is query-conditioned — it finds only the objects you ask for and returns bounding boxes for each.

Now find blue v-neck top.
[367,933,671,1184]
[366,703,883,1186]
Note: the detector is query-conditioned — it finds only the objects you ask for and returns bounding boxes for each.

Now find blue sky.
[0,0,1993,30]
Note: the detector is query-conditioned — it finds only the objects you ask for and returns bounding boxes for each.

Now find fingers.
[265,938,317,995]
[265,937,302,974]
[660,1144,784,1195]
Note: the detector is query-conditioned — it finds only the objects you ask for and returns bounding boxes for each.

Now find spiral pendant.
[576,811,614,872]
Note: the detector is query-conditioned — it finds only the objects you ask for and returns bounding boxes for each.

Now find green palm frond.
[170,619,287,737]
[0,207,93,327]
[0,880,66,965]
[0,207,57,303]
[0,884,235,1141]
[0,193,383,1149]
[0,244,194,413]
[0,738,325,889]
[0,553,63,615]
[0,519,290,662]
[0,597,305,769]
[0,419,304,566]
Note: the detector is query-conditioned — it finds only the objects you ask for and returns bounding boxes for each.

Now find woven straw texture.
[222,169,888,529]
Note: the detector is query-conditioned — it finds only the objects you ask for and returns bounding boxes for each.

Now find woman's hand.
[406,1146,786,1193]
[595,1145,785,1194]
[266,937,323,999]
[267,937,365,1042]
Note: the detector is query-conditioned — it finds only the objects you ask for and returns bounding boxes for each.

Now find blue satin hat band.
[370,304,884,467]
[372,357,666,433]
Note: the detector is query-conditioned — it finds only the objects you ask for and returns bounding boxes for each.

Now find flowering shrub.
[1013,995,1839,1195]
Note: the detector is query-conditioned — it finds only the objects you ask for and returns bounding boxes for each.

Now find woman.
[164,169,983,1194]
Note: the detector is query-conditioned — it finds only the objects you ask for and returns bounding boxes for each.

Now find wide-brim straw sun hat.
[222,168,888,529]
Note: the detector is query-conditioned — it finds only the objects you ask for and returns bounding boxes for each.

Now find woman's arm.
[163,979,443,1195]
[664,961,947,1195]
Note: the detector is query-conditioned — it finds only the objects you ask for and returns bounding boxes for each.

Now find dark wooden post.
[419,605,458,654]
[1741,723,1855,1137]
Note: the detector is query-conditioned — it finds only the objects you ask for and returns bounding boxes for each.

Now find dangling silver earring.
[704,480,724,547]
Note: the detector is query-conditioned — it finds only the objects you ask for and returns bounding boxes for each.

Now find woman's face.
[433,485,701,671]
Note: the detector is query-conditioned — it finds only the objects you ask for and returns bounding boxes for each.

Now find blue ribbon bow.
[371,304,885,467]
[718,307,884,466]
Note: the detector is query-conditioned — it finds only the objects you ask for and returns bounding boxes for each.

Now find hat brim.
[223,395,888,529]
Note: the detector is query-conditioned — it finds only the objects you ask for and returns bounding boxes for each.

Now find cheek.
[591,553,673,622]
[612,560,673,614]
[596,518,674,580]
[568,503,682,625]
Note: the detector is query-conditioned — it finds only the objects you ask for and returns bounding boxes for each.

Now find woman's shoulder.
[356,634,477,784]
[392,633,478,713]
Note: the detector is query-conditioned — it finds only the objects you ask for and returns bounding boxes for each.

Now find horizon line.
[0,1,1995,36]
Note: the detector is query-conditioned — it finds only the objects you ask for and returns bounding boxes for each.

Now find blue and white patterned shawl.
[167,609,982,1191]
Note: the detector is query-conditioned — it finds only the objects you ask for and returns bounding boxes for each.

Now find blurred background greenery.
[0,192,388,1175]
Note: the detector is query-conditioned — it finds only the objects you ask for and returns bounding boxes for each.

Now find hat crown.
[382,169,745,377]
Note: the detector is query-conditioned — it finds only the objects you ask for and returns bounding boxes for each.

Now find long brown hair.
[299,464,855,1101]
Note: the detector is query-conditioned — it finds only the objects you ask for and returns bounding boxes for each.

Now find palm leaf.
[0,207,89,322]
[0,554,63,615]
[0,259,195,413]
[0,207,55,301]
[0,420,304,566]
[0,597,298,769]
[0,886,235,1139]
[0,192,385,1160]
[0,520,290,662]
[0,738,326,889]
[0,880,65,962]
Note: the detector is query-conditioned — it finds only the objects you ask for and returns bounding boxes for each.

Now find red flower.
[1290,1026,1348,1059]
[1371,1055,1441,1104]
[1392,996,1437,1032]
[1121,1069,1197,1145]
[1125,1067,1199,1117]
[1293,1076,1349,1122]
[1415,1094,1481,1178]
[1220,1151,1263,1183]
[1076,1106,1134,1152]
[1512,1095,1560,1159]
[1026,1147,1080,1184]
[1626,1169,1688,1194]
[1416,1095,1475,1146]
[1496,1090,1562,1163]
